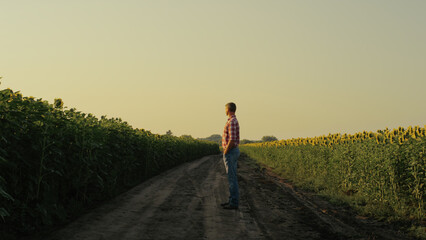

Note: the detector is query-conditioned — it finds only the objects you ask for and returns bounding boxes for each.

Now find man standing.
[221,102,240,210]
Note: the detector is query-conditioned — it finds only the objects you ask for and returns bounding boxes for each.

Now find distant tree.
[166,130,173,136]
[180,134,193,139]
[240,139,255,144]
[261,135,278,142]
[198,134,222,144]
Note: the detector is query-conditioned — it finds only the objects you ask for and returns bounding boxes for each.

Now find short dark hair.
[225,102,236,112]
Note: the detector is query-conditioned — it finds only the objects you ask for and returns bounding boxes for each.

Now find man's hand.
[223,140,235,155]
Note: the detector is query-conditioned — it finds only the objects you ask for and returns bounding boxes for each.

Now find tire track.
[29,154,411,240]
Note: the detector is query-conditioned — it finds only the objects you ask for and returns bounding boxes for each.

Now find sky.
[1,0,425,140]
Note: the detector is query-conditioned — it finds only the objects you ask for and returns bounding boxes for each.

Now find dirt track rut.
[32,154,412,240]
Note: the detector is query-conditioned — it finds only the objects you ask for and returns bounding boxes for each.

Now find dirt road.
[32,154,412,240]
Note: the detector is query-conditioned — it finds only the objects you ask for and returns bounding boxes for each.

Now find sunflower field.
[241,126,425,224]
[0,85,219,238]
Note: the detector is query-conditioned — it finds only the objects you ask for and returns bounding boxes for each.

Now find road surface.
[31,154,412,240]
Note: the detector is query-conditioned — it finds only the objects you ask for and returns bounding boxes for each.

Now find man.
[221,102,240,210]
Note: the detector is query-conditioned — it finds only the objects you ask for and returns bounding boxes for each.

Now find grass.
[239,145,426,239]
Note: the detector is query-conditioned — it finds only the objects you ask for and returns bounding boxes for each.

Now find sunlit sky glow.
[1,1,425,140]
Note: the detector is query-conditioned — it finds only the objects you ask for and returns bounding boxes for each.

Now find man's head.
[225,102,236,116]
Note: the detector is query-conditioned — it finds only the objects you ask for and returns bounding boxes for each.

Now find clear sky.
[1,1,425,140]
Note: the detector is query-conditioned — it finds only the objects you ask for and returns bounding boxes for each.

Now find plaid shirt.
[222,115,240,149]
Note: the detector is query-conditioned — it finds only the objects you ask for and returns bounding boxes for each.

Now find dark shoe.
[222,204,238,210]
[220,201,230,207]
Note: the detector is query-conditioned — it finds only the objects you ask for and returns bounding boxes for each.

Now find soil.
[24,154,416,240]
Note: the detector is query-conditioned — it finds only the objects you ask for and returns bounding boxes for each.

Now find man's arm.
[223,139,235,155]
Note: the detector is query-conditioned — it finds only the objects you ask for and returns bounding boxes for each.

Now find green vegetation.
[261,135,278,142]
[0,85,219,238]
[198,134,222,145]
[241,127,425,238]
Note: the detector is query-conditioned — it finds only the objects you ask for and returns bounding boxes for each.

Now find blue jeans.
[223,147,240,206]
